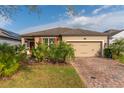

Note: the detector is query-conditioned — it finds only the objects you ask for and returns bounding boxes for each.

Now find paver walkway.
[72,57,124,88]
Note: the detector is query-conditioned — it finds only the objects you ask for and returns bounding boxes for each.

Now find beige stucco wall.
[34,37,40,47]
[62,36,108,57]
[21,36,108,57]
[62,36,108,44]
[21,36,108,46]
[21,38,25,45]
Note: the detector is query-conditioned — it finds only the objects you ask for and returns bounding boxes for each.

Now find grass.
[117,55,124,64]
[0,63,84,88]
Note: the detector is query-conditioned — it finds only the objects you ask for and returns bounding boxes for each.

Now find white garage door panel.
[68,41,102,57]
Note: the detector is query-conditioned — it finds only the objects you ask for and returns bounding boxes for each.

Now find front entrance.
[25,39,35,55]
[25,39,35,50]
[30,41,35,49]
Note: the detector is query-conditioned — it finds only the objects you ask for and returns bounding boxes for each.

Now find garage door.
[67,41,102,57]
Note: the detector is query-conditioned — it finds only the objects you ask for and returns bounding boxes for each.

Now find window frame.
[42,37,56,46]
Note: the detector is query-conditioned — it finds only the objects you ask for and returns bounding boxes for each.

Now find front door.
[30,41,35,50]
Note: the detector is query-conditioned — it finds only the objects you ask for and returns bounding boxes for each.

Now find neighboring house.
[21,27,108,57]
[0,28,20,45]
[104,29,123,44]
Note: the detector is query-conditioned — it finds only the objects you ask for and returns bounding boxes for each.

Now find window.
[27,41,30,47]
[43,37,55,46]
[43,38,48,45]
[49,38,55,45]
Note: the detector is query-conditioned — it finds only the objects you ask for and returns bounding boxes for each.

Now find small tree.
[109,38,124,58]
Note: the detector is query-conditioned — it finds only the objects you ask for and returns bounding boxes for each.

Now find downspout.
[107,35,110,47]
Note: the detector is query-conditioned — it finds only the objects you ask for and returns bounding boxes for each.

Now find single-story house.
[0,28,20,45]
[21,27,108,57]
[104,29,123,44]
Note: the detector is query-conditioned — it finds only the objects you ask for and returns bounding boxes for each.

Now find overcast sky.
[1,5,124,34]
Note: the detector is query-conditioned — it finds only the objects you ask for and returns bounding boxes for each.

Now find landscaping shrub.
[32,43,48,62]
[104,48,112,58]
[109,38,124,57]
[48,41,75,63]
[47,44,57,63]
[1,62,19,77]
[106,38,124,63]
[16,44,28,62]
[0,43,20,77]
[32,41,75,63]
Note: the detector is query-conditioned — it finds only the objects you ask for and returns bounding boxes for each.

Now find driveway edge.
[71,62,88,88]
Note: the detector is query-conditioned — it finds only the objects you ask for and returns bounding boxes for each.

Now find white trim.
[66,40,104,42]
[41,37,56,38]
[42,37,55,46]
[66,40,104,57]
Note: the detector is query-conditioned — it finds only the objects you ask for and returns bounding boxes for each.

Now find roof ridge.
[76,28,104,33]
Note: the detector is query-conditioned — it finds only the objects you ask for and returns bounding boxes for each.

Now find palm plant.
[32,43,48,62]
[16,44,28,62]
[48,41,75,63]
[47,44,58,63]
[32,41,75,63]
[109,38,124,58]
[16,44,26,53]
[0,43,19,77]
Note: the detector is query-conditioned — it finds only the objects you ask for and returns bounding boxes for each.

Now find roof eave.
[21,34,108,37]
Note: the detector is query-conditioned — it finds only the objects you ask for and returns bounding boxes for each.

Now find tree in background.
[0,5,77,19]
[0,5,42,19]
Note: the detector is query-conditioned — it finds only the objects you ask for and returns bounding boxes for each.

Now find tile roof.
[21,27,107,37]
[104,29,122,36]
[0,28,20,40]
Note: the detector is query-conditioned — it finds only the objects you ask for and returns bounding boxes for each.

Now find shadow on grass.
[19,65,32,73]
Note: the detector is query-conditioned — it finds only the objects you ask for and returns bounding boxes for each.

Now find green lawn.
[0,63,84,88]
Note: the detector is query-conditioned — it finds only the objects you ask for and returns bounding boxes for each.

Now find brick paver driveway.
[72,57,124,88]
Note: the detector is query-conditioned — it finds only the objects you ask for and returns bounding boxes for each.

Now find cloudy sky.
[1,5,124,33]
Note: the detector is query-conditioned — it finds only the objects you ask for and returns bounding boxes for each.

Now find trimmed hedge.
[104,48,112,58]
